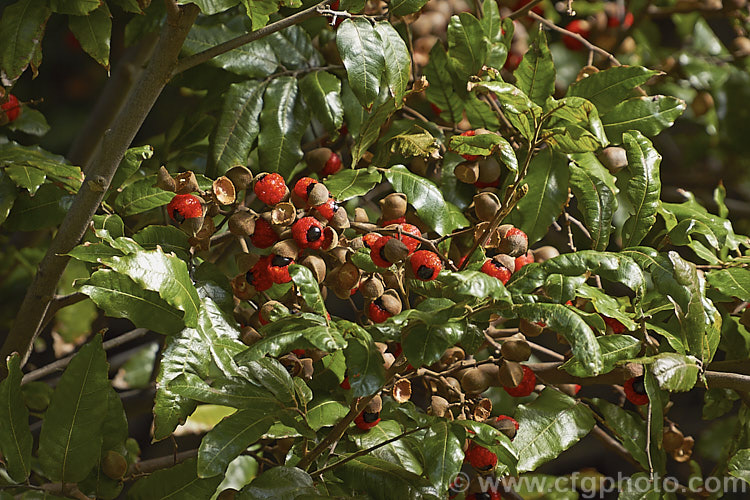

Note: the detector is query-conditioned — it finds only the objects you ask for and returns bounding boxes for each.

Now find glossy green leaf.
[114,176,174,216]
[241,357,297,406]
[389,0,429,15]
[209,80,267,177]
[239,315,346,360]
[515,28,555,106]
[290,264,327,317]
[620,131,662,247]
[542,97,609,153]
[447,12,488,80]
[567,66,661,113]
[259,76,310,178]
[514,388,596,472]
[38,336,110,482]
[0,0,51,80]
[480,0,509,69]
[602,95,686,142]
[702,388,737,420]
[0,354,32,482]
[424,43,464,123]
[132,224,191,261]
[168,374,284,411]
[649,353,700,392]
[706,268,750,302]
[109,146,153,195]
[299,70,343,137]
[267,25,321,70]
[569,152,619,251]
[403,320,464,368]
[438,270,511,303]
[182,25,278,78]
[422,421,464,493]
[197,297,247,378]
[576,284,638,331]
[470,81,540,140]
[590,399,649,469]
[4,164,45,195]
[68,3,111,68]
[351,97,397,163]
[4,183,74,231]
[448,133,518,173]
[374,22,410,102]
[50,0,100,14]
[385,126,439,159]
[324,167,381,200]
[186,0,240,15]
[729,449,750,485]
[385,165,469,235]
[197,408,278,478]
[238,466,317,499]
[351,420,423,473]
[506,148,569,244]
[341,320,386,397]
[336,18,385,108]
[306,399,348,431]
[128,458,222,500]
[0,142,82,193]
[561,335,641,377]
[333,455,438,500]
[101,247,201,328]
[0,170,17,226]
[79,269,184,335]
[6,107,50,136]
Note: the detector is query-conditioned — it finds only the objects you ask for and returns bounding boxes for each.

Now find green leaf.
[506,148,570,244]
[0,0,51,80]
[306,399,349,431]
[515,28,555,106]
[385,165,469,235]
[601,95,686,142]
[336,18,385,108]
[109,146,154,195]
[197,408,278,478]
[567,66,661,113]
[384,126,439,159]
[389,0,429,16]
[333,455,438,500]
[0,170,17,226]
[241,358,297,406]
[50,0,100,14]
[6,107,50,136]
[729,449,750,485]
[5,183,74,231]
[374,22,410,102]
[649,353,700,392]
[132,224,191,261]
[114,176,174,216]
[514,303,603,375]
[267,25,321,70]
[324,167,381,200]
[209,80,267,178]
[590,398,649,469]
[68,3,111,68]
[239,315,346,360]
[187,0,240,15]
[448,133,518,173]
[514,388,596,472]
[643,371,667,475]
[422,421,464,493]
[299,71,343,137]
[619,131,662,247]
[168,374,284,412]
[79,269,185,336]
[702,388,737,419]
[469,81,540,140]
[128,458,223,500]
[182,25,278,78]
[706,268,750,302]
[561,335,641,377]
[38,335,110,482]
[438,270,512,303]
[542,97,609,153]
[0,354,32,482]
[0,142,83,193]
[569,152,619,251]
[258,76,310,178]
[289,264,327,317]
[196,297,247,378]
[341,320,386,397]
[238,466,317,499]
[424,43,464,123]
[100,247,201,328]
[351,97,397,163]
[447,12,488,80]
[4,164,45,195]
[403,320,465,368]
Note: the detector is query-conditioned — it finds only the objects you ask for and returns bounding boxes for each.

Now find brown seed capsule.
[102,450,128,480]
[330,207,350,230]
[182,214,206,238]
[493,416,518,440]
[429,395,450,417]
[228,212,256,236]
[279,354,303,377]
[380,193,408,221]
[336,261,361,291]
[378,290,403,316]
[439,377,462,402]
[493,254,516,274]
[213,176,237,205]
[474,221,502,248]
[354,207,370,223]
[440,346,465,366]
[308,183,330,206]
[175,171,199,194]
[225,165,253,191]
[301,254,327,283]
[240,326,262,346]
[382,272,400,290]
[498,359,524,387]
[409,156,429,176]
[732,36,750,57]
[519,318,544,338]
[477,158,502,184]
[360,276,385,299]
[383,237,410,264]
[455,161,480,184]
[231,274,256,300]
[474,192,501,222]
[235,252,260,274]
[260,300,285,323]
[270,202,296,226]
[598,147,628,174]
[532,245,560,263]
[393,379,412,403]
[156,166,177,192]
[501,333,531,362]
[320,226,339,251]
[672,436,694,463]
[497,225,528,257]
[662,423,685,453]
[460,367,491,394]
[473,398,493,421]
[329,245,349,264]
[305,147,334,172]
[366,394,383,413]
[217,489,238,500]
[272,239,300,260]
[300,358,315,380]
[691,91,714,117]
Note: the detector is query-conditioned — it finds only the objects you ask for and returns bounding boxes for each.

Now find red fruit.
[465,442,498,471]
[340,376,351,390]
[602,315,627,334]
[503,365,536,397]
[573,384,582,394]
[430,103,442,116]
[250,218,279,249]
[459,130,480,161]
[313,198,339,221]
[362,232,381,249]
[320,151,342,177]
[504,52,523,72]
[496,415,519,431]
[514,251,534,272]
[395,223,421,253]
[292,216,324,249]
[467,492,502,500]
[354,410,381,430]
[367,298,392,323]
[245,256,274,292]
[474,179,501,189]
[293,177,317,203]
[254,173,287,205]
[481,259,512,285]
[369,236,393,268]
[624,376,649,406]
[380,216,407,226]
[167,194,202,223]
[563,20,590,51]
[1,94,22,123]
[267,254,293,284]
[292,349,306,357]
[410,250,442,281]
[608,11,634,29]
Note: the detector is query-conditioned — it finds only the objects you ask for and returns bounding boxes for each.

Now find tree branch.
[0,3,200,379]
[172,0,334,76]
[126,449,197,478]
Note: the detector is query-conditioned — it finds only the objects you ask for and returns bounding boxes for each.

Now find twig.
[508,0,544,20]
[172,0,334,76]
[39,292,88,331]
[528,12,621,67]
[126,449,197,478]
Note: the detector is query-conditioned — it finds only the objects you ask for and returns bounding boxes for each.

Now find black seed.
[306,182,316,195]
[174,211,186,224]
[272,255,292,267]
[632,375,646,394]
[476,493,492,500]
[417,264,434,280]
[245,270,256,284]
[306,225,322,242]
[373,297,385,310]
[379,246,389,263]
[363,411,380,423]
